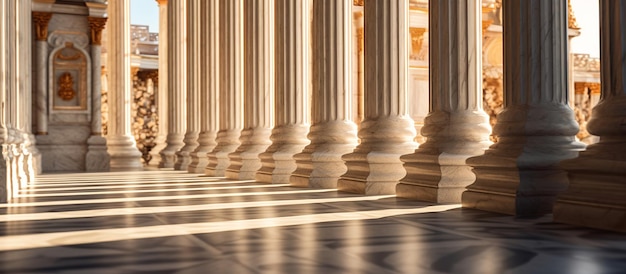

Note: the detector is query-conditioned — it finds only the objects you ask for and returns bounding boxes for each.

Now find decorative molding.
[353,0,363,6]
[568,0,580,30]
[32,12,53,41]
[48,31,90,49]
[87,17,108,45]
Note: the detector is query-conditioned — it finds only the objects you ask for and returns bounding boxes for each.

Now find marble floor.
[0,171,624,274]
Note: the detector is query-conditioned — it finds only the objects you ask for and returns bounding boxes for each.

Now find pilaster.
[255,0,311,184]
[86,16,110,172]
[338,0,418,195]
[149,0,169,166]
[554,0,626,232]
[226,0,274,180]
[32,11,52,136]
[205,0,244,177]
[106,0,143,171]
[291,0,358,188]
[397,0,491,203]
[159,0,187,168]
[174,0,200,170]
[189,0,219,173]
[463,0,584,216]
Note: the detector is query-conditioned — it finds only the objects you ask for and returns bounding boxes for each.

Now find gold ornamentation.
[482,20,493,34]
[353,0,364,6]
[568,0,580,30]
[58,72,76,100]
[356,28,364,53]
[32,12,53,41]
[87,17,108,45]
[409,27,426,60]
[155,0,168,6]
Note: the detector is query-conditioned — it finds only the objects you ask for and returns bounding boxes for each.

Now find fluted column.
[338,0,418,195]
[291,0,358,188]
[226,0,274,180]
[256,0,310,184]
[205,0,243,177]
[106,0,143,171]
[86,16,110,172]
[463,0,584,216]
[189,0,219,173]
[159,0,187,168]
[174,0,200,170]
[397,0,491,203]
[149,0,169,166]
[554,0,626,232]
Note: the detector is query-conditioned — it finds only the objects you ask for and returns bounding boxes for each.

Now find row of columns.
[133,0,624,232]
[0,0,39,202]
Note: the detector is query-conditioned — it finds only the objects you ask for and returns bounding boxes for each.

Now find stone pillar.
[338,0,418,195]
[189,0,219,173]
[0,0,8,202]
[205,0,244,177]
[149,0,169,166]
[462,0,584,216]
[174,0,200,170]
[554,0,626,233]
[256,0,310,184]
[159,0,187,168]
[106,0,143,171]
[397,0,491,203]
[86,16,110,172]
[32,12,52,136]
[291,0,358,188]
[226,0,274,179]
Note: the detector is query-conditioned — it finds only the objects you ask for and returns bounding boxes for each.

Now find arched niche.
[48,32,91,114]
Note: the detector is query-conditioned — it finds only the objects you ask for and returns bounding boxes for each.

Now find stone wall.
[132,70,159,164]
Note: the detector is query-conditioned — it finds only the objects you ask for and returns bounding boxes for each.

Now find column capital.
[155,0,168,6]
[32,12,53,41]
[87,17,108,45]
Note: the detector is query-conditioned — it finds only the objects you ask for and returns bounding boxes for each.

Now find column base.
[188,132,217,173]
[86,135,110,172]
[256,124,310,184]
[159,133,185,168]
[107,135,143,171]
[149,135,167,166]
[0,148,8,203]
[227,128,271,180]
[463,150,573,216]
[554,143,626,233]
[174,132,199,171]
[339,151,415,195]
[206,130,241,177]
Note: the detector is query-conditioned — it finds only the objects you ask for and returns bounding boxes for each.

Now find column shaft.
[0,0,8,202]
[149,0,169,166]
[338,0,418,195]
[106,0,143,171]
[189,0,219,173]
[226,0,274,179]
[159,0,187,168]
[398,0,491,203]
[463,0,584,216]
[175,0,200,170]
[256,0,310,184]
[206,0,244,177]
[291,0,358,188]
[33,12,51,136]
[554,0,626,232]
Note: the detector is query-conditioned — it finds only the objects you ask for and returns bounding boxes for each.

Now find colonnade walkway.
[0,171,624,273]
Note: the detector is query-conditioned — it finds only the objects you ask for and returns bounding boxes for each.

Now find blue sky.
[130,0,160,32]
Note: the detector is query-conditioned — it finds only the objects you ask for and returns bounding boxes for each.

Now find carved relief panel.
[48,32,91,113]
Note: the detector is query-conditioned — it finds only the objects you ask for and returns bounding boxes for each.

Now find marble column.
[205,0,243,177]
[338,0,418,195]
[397,0,491,203]
[32,12,51,136]
[0,0,7,202]
[86,16,110,172]
[554,0,626,233]
[291,0,358,188]
[189,0,219,174]
[462,0,584,216]
[149,0,169,167]
[174,0,200,170]
[256,0,311,184]
[106,0,143,171]
[226,0,274,180]
[159,0,187,168]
